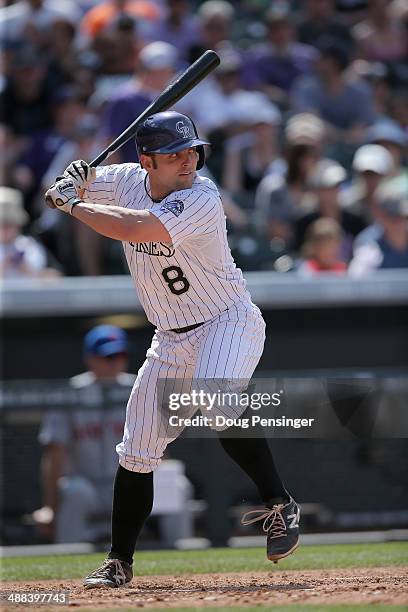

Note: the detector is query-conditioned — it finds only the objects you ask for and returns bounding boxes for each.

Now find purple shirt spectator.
[101,41,179,164]
[242,2,317,97]
[149,10,201,60]
[101,83,152,163]
[242,42,317,93]
[17,129,66,201]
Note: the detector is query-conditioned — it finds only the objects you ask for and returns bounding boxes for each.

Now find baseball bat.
[90,49,220,167]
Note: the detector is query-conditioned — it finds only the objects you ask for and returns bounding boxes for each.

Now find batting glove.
[45,178,83,214]
[64,159,96,190]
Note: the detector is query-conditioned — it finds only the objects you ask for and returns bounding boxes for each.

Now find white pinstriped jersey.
[84,163,252,330]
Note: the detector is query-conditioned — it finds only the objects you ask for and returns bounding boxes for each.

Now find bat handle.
[90,149,114,168]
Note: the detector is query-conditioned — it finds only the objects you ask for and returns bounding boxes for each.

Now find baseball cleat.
[241,497,300,562]
[83,558,133,589]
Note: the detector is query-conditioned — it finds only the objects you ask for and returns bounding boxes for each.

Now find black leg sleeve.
[218,414,289,505]
[108,465,154,565]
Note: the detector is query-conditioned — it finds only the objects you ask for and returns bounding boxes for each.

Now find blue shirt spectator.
[291,36,376,138]
[349,182,408,275]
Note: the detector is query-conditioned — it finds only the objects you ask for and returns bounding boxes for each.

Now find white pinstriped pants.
[117,302,266,473]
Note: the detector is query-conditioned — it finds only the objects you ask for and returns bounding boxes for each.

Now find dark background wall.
[1,302,407,544]
[3,304,408,380]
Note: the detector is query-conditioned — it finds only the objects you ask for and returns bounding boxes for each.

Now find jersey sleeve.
[82,163,143,207]
[149,187,221,248]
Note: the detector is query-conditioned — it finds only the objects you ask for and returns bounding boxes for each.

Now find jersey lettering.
[129,241,175,257]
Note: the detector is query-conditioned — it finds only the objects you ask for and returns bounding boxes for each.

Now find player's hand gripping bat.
[45,50,220,208]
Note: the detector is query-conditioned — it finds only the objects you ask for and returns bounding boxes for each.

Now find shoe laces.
[241,504,287,539]
[87,559,127,584]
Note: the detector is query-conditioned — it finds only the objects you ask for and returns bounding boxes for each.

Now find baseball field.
[1,542,407,611]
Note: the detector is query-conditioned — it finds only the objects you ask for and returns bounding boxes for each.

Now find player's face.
[146,147,199,196]
[86,353,128,380]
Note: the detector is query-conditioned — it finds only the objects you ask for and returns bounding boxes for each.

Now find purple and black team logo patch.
[160,200,184,217]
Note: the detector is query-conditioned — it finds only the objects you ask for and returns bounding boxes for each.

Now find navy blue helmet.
[135,111,209,170]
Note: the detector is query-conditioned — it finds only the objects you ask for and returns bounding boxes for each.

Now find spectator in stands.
[0,44,53,137]
[189,0,236,62]
[342,144,394,224]
[295,158,366,261]
[46,17,77,88]
[220,98,280,198]
[0,125,20,188]
[80,0,160,42]
[366,119,408,183]
[42,116,99,191]
[296,0,351,48]
[12,86,86,221]
[0,0,80,47]
[254,113,326,252]
[388,91,408,136]
[243,1,317,108]
[349,183,408,275]
[194,49,281,198]
[33,325,194,545]
[176,44,241,134]
[100,41,178,163]
[352,0,407,63]
[70,52,100,105]
[291,36,376,148]
[147,0,201,62]
[297,217,347,275]
[350,60,392,120]
[91,12,143,75]
[0,187,60,278]
[38,114,105,277]
[44,18,99,103]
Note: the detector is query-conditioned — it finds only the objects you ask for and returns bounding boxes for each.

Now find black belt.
[170,321,205,334]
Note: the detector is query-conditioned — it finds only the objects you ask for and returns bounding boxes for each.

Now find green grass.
[1,542,407,582]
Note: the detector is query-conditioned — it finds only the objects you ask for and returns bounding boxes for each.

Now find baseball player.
[34,325,133,544]
[45,111,300,589]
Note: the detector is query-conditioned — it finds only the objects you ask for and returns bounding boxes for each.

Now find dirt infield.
[2,567,407,610]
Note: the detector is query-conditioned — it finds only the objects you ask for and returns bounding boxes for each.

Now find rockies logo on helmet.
[176,121,194,139]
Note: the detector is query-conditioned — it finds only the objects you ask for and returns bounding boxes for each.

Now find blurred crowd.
[1,0,407,278]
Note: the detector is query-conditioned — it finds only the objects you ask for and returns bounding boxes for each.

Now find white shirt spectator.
[0,0,81,43]
[178,79,280,134]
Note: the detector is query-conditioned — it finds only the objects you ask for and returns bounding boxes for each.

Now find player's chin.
[177,173,195,188]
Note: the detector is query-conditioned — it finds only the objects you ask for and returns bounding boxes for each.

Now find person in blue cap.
[33,325,134,543]
[82,324,130,381]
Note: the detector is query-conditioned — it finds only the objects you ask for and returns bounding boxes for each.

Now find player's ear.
[139,154,157,171]
[139,153,147,170]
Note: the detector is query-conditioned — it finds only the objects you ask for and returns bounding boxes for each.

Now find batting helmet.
[135,111,209,170]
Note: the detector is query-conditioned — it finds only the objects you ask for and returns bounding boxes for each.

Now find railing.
[2,270,408,318]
